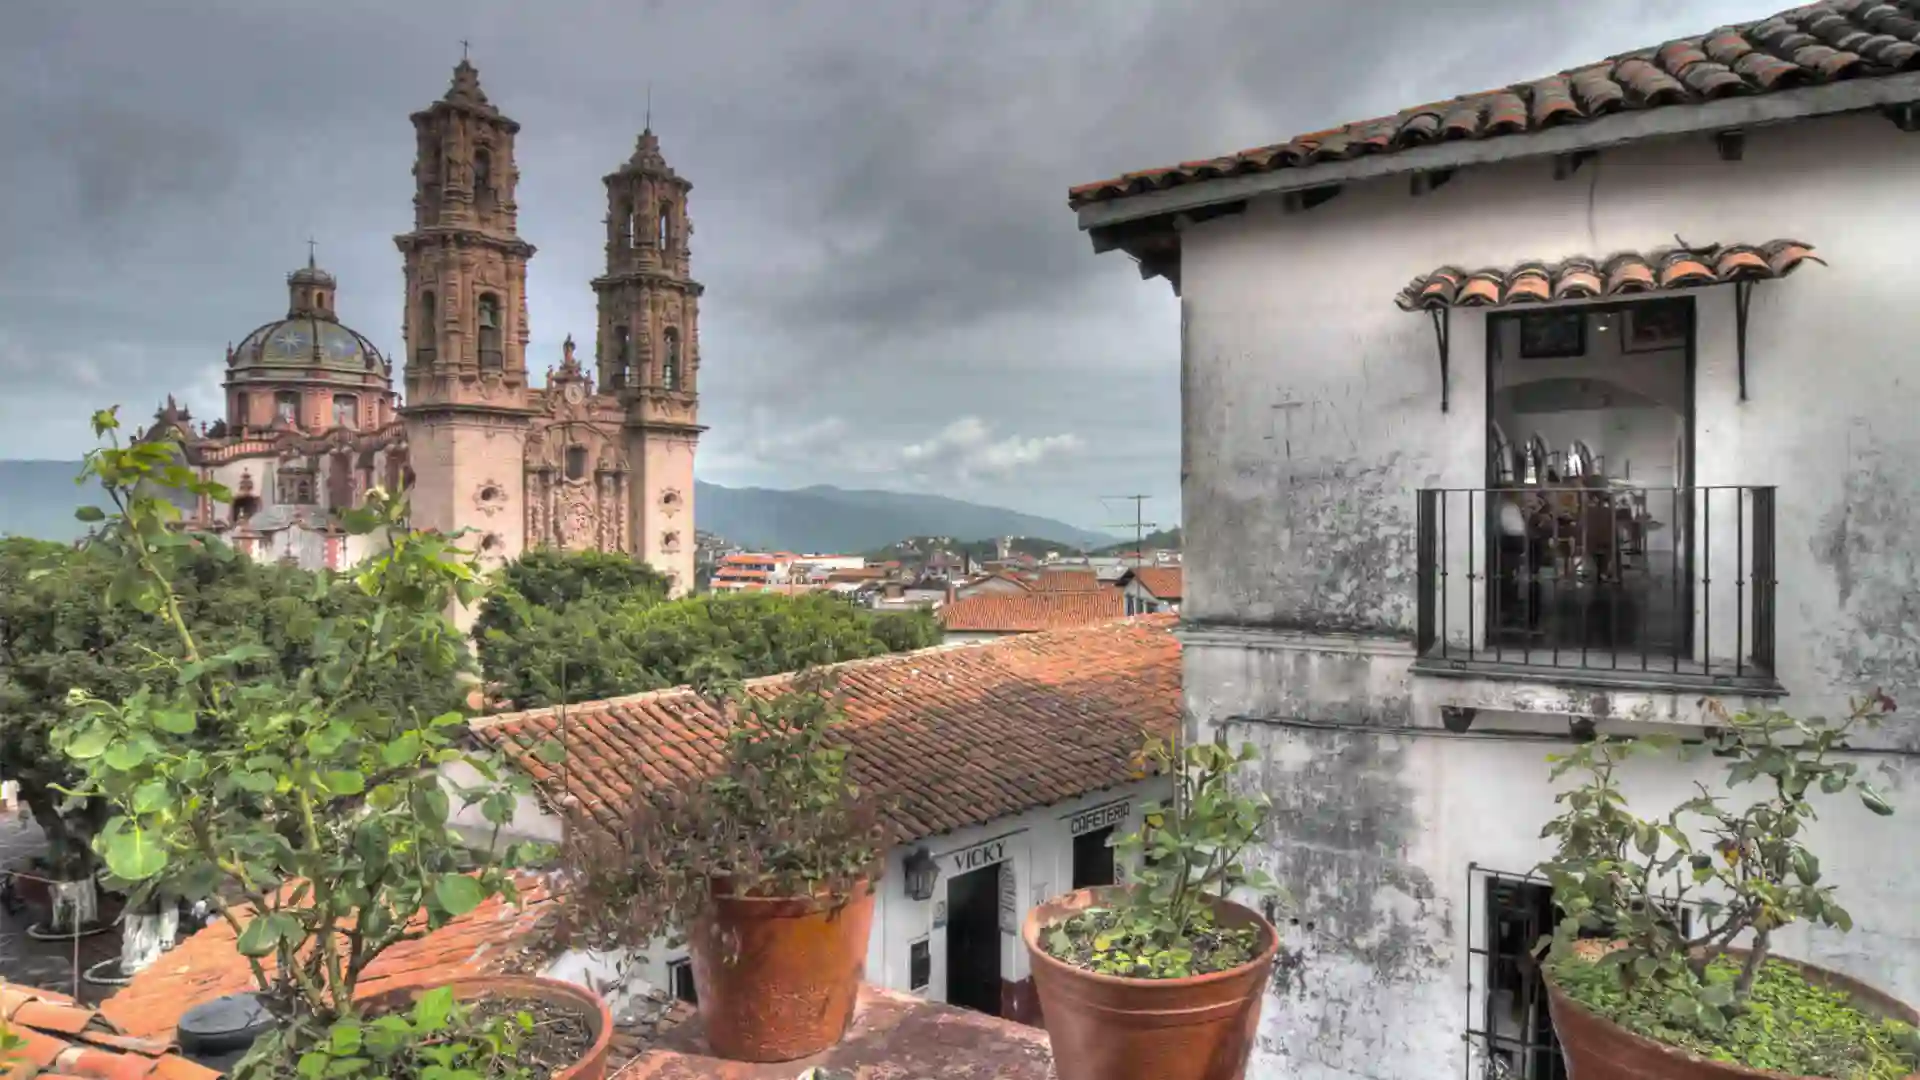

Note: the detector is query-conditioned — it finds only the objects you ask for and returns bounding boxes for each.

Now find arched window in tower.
[275,391,299,426]
[418,291,436,365]
[473,148,494,209]
[658,204,670,250]
[662,328,682,390]
[234,392,250,428]
[565,444,588,481]
[332,394,357,430]
[614,326,632,387]
[478,293,503,371]
[617,200,634,248]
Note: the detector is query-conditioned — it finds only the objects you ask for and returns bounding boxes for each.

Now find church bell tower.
[593,128,704,594]
[394,56,536,568]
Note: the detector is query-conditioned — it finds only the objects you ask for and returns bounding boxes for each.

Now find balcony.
[1414,485,1779,694]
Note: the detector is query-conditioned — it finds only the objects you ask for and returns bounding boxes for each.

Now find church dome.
[231,316,385,375]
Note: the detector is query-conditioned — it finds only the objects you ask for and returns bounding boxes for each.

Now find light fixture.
[903,847,940,902]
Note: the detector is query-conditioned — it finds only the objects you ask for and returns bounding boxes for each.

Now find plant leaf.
[434,875,484,917]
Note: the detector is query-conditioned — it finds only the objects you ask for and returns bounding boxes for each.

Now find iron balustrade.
[1415,485,1776,683]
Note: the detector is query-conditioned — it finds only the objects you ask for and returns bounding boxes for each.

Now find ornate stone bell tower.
[593,128,704,594]
[395,56,536,568]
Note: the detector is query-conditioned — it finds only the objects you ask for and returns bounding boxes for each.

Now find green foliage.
[1539,692,1905,1066]
[0,508,465,878]
[243,986,535,1080]
[1551,952,1920,1080]
[1042,734,1278,979]
[561,673,887,959]
[52,408,541,1073]
[477,584,942,710]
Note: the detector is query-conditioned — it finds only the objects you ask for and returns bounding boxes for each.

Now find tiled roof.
[1123,566,1184,600]
[470,616,1180,843]
[1396,240,1824,309]
[1029,569,1102,593]
[940,590,1126,632]
[1068,0,1920,208]
[1,981,221,1079]
[101,879,560,1042]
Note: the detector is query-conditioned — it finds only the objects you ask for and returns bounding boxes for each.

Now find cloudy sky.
[1,0,1761,531]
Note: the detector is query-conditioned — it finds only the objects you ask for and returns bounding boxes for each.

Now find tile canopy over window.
[1395,240,1824,310]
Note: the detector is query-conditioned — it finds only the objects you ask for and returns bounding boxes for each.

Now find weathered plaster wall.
[1175,112,1920,1080]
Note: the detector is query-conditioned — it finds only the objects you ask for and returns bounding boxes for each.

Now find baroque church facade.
[141,59,703,592]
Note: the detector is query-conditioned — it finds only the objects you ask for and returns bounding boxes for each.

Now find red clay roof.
[1068,0,1920,208]
[1397,241,1824,309]
[471,616,1180,843]
[1,981,221,1079]
[101,878,560,1042]
[1124,566,1184,600]
[940,590,1125,632]
[1029,568,1102,593]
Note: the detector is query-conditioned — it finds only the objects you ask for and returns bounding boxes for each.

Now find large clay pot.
[358,975,615,1080]
[1022,886,1280,1080]
[687,876,876,1062]
[1545,951,1920,1079]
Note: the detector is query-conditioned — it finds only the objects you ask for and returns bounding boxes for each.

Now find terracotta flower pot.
[687,876,876,1063]
[357,974,615,1080]
[1545,951,1920,1079]
[1022,886,1280,1080]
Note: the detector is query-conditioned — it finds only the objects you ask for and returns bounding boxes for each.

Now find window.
[617,200,634,248]
[667,958,698,1005]
[275,391,299,425]
[473,148,493,206]
[658,205,670,249]
[332,394,357,430]
[565,444,588,481]
[478,294,502,370]
[909,938,931,992]
[614,326,632,387]
[417,291,437,363]
[662,531,681,552]
[662,328,681,390]
[234,392,250,427]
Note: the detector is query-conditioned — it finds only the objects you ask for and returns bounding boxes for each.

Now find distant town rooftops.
[471,615,1178,844]
[940,590,1127,633]
[1119,566,1184,601]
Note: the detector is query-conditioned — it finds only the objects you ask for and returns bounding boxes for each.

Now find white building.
[1068,5,1920,1078]
[467,616,1179,1023]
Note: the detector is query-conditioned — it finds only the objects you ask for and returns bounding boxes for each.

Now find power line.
[1100,495,1157,569]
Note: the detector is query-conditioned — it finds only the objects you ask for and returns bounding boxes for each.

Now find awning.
[1395,241,1823,311]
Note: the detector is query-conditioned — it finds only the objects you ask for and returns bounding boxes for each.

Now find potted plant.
[562,671,887,1063]
[1023,734,1282,1080]
[51,409,614,1079]
[1537,692,1920,1080]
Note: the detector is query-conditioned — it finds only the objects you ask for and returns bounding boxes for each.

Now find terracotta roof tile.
[1028,569,1101,593]
[1068,0,1920,208]
[1395,240,1824,310]
[939,590,1126,632]
[471,617,1180,846]
[99,878,560,1043]
[1120,566,1183,600]
[0,983,219,1080]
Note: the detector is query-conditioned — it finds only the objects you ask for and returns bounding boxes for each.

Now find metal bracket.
[1734,278,1756,402]
[1427,307,1452,412]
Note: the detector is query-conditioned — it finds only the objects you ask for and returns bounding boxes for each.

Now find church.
[139,58,704,593]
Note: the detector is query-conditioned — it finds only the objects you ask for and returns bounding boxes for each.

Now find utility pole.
[1101,495,1157,569]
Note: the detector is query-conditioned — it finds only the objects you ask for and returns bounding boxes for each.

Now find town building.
[464,616,1179,1024]
[1068,3,1920,1077]
[939,590,1127,643]
[134,58,704,593]
[1117,566,1182,615]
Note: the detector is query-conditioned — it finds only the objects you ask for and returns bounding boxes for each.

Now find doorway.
[945,862,1003,1016]
[1072,827,1116,890]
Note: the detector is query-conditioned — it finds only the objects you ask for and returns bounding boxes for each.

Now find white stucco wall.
[1169,112,1920,1079]
[533,779,1168,1014]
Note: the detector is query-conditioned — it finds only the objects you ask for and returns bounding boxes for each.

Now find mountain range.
[0,460,1117,553]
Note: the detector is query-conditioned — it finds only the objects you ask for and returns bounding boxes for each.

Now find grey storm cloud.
[0,0,1765,529]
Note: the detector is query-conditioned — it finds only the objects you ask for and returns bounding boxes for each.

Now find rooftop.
[471,615,1179,843]
[1069,0,1920,211]
[616,986,1053,1079]
[940,590,1127,633]
[1,982,220,1080]
[1119,566,1184,600]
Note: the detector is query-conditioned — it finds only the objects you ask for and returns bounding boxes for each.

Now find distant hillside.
[0,461,1118,554]
[695,483,1114,553]
[1094,526,1181,554]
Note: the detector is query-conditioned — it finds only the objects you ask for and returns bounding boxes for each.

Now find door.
[945,862,1003,1016]
[1072,826,1116,890]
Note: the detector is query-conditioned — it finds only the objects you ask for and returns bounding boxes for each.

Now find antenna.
[1100,495,1158,569]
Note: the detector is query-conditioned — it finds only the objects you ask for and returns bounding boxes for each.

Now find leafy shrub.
[1540,692,1916,1075]
[1041,735,1278,979]
[270,987,538,1080]
[560,672,888,958]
